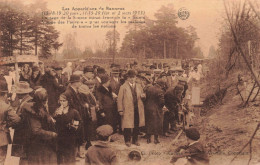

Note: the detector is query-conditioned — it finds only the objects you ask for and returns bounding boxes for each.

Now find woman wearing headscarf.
[24,88,58,165]
[54,94,82,165]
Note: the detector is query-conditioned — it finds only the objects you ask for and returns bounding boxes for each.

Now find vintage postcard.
[0,0,260,165]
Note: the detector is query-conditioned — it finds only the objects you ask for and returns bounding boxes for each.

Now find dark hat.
[127,70,136,78]
[93,65,100,69]
[84,80,96,87]
[83,66,94,73]
[133,61,138,65]
[159,72,167,78]
[185,128,200,141]
[111,68,120,74]
[128,150,141,161]
[97,67,106,74]
[96,125,113,137]
[145,70,152,76]
[110,63,120,68]
[0,79,8,93]
[16,81,33,94]
[54,66,63,71]
[70,74,81,83]
[163,63,169,68]
[137,70,146,75]
[150,65,156,69]
[100,74,110,84]
[32,66,40,72]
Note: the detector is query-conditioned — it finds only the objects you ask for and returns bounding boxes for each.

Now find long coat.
[0,100,12,147]
[63,86,92,143]
[110,77,121,95]
[144,84,165,135]
[117,82,145,129]
[41,73,64,115]
[54,107,82,164]
[12,95,33,157]
[96,85,118,130]
[23,102,57,165]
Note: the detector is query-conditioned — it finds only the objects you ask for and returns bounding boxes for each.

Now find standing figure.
[29,66,43,89]
[117,70,145,147]
[96,74,118,132]
[54,94,82,165]
[41,67,64,115]
[25,88,58,165]
[0,79,18,164]
[20,64,32,83]
[12,82,33,164]
[144,80,165,144]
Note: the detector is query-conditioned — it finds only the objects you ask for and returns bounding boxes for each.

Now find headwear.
[163,63,169,68]
[150,65,156,69]
[176,66,184,72]
[100,74,110,84]
[127,70,136,78]
[169,67,177,72]
[16,81,33,94]
[84,80,96,87]
[128,150,141,161]
[0,79,8,93]
[97,67,106,74]
[145,70,152,76]
[96,125,113,137]
[184,128,200,141]
[84,66,94,73]
[33,88,48,104]
[54,66,63,71]
[159,72,167,78]
[78,84,91,95]
[137,75,151,84]
[32,66,40,72]
[70,74,81,83]
[79,59,86,63]
[154,69,162,74]
[111,68,120,74]
[93,65,100,69]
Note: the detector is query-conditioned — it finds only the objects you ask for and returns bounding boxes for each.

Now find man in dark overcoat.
[163,85,184,135]
[63,75,93,151]
[144,79,165,144]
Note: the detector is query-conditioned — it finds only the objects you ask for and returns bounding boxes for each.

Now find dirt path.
[77,94,260,165]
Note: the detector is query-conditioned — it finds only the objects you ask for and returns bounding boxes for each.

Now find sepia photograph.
[0,0,260,164]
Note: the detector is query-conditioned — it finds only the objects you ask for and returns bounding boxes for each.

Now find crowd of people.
[0,60,209,165]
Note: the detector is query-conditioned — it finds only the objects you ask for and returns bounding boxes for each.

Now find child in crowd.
[170,128,209,165]
[85,125,118,165]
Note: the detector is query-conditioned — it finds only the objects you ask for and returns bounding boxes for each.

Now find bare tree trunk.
[224,0,260,88]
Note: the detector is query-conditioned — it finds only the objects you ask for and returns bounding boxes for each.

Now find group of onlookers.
[0,60,209,165]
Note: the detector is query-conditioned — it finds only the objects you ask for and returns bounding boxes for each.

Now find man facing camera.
[117,70,145,147]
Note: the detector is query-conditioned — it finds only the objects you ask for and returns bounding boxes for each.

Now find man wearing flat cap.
[85,125,118,165]
[117,70,145,147]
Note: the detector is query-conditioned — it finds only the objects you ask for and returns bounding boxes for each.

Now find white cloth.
[96,76,101,83]
[62,67,72,80]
